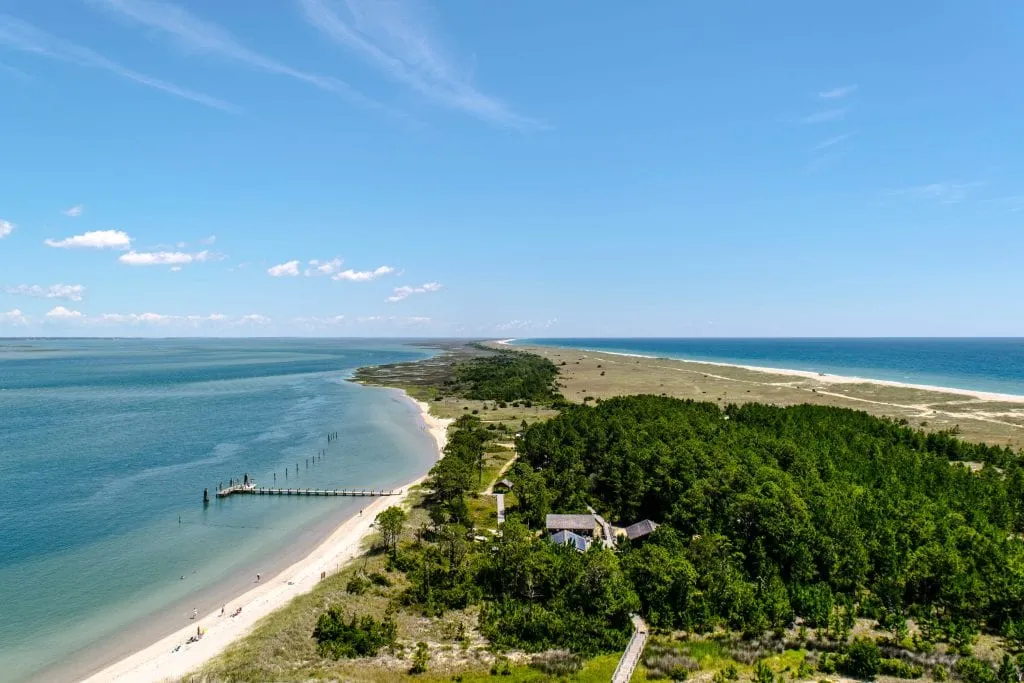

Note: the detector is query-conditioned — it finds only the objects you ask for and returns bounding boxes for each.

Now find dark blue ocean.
[515,338,1024,397]
[0,338,440,682]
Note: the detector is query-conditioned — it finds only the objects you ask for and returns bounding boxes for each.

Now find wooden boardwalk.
[217,485,399,499]
[612,614,649,683]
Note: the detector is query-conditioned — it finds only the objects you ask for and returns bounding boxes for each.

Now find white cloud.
[818,85,857,100]
[62,204,84,217]
[96,311,234,325]
[0,219,13,238]
[238,313,271,325]
[293,314,346,326]
[6,284,86,301]
[1,308,27,324]
[306,257,343,276]
[268,260,301,277]
[118,249,221,266]
[0,14,234,111]
[386,281,442,303]
[495,317,557,332]
[87,0,387,112]
[332,265,394,281]
[119,250,192,265]
[298,0,539,129]
[800,108,848,124]
[199,234,216,244]
[46,306,83,319]
[45,229,132,249]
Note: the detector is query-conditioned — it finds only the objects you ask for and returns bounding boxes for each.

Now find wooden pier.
[216,484,399,499]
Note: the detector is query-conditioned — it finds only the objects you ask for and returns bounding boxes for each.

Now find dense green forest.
[393,413,637,655]
[513,396,1024,641]
[445,348,561,403]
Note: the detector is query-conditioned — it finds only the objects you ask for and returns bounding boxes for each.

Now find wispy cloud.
[198,234,216,244]
[800,108,848,124]
[118,249,218,266]
[87,0,388,112]
[332,265,394,281]
[386,281,441,303]
[819,84,857,100]
[0,219,13,239]
[888,181,984,204]
[62,204,84,217]
[6,284,86,301]
[495,318,557,332]
[0,15,235,111]
[814,132,855,150]
[298,0,538,129]
[45,229,132,249]
[0,59,30,80]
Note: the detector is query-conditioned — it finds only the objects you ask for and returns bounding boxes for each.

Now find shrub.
[643,645,699,680]
[312,609,397,659]
[409,641,430,674]
[490,655,512,676]
[842,638,881,679]
[880,658,924,679]
[755,660,775,683]
[933,665,947,681]
[369,571,391,587]
[713,664,741,683]
[530,650,583,676]
[345,574,370,595]
[955,657,998,683]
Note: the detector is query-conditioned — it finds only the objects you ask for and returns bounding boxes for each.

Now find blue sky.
[2,1,1023,337]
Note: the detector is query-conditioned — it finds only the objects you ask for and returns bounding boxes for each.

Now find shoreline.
[82,392,452,683]
[509,340,1024,404]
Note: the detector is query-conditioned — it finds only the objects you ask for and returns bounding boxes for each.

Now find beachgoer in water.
[256,573,260,582]
[180,575,185,580]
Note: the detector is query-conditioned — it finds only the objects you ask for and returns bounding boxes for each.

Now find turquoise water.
[516,338,1024,396]
[0,338,439,683]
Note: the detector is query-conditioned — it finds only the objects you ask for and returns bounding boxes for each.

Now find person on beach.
[256,572,260,582]
[191,608,197,620]
[220,605,225,616]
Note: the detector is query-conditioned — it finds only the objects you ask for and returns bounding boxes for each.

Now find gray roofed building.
[546,513,601,537]
[625,519,659,540]
[493,478,514,492]
[550,530,589,552]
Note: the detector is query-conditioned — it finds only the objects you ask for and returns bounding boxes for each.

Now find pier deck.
[216,485,398,498]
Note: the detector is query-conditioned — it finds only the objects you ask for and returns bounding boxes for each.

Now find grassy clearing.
[515,344,1024,447]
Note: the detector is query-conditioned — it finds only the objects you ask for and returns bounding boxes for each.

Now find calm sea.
[0,338,439,683]
[516,338,1024,397]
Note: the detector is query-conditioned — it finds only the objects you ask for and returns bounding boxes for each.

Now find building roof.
[494,478,514,490]
[546,513,597,531]
[550,530,588,552]
[625,519,659,540]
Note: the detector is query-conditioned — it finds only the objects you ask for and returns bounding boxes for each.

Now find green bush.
[409,641,430,674]
[345,574,370,595]
[312,609,397,659]
[955,657,998,683]
[880,658,924,679]
[529,650,583,676]
[841,638,881,680]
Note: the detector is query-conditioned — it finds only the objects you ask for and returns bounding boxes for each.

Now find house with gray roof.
[624,519,659,541]
[550,529,589,553]
[546,513,602,538]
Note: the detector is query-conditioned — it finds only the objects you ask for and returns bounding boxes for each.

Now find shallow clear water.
[517,338,1024,396]
[0,338,439,682]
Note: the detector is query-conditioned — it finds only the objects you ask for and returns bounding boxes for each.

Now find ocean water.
[516,338,1024,397]
[0,338,440,683]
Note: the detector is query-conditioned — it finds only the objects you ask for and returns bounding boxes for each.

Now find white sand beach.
[83,396,451,683]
